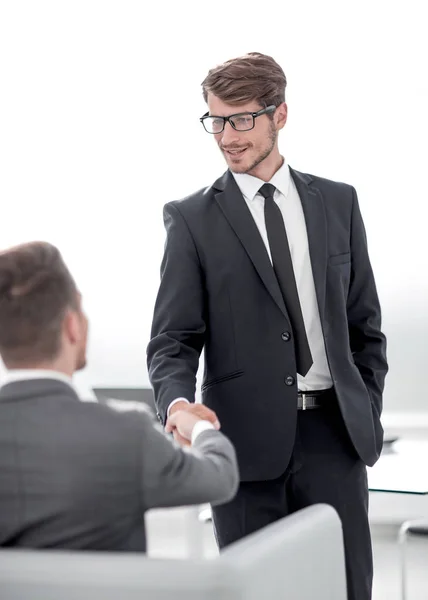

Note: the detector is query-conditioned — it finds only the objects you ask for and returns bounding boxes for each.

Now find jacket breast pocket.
[328,252,351,294]
[328,252,350,266]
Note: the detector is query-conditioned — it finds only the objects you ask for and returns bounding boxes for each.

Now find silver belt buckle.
[301,392,307,410]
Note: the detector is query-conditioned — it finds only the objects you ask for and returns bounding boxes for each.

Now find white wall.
[0,1,426,410]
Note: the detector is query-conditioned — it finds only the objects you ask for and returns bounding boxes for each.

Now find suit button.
[285,376,295,386]
[281,331,291,342]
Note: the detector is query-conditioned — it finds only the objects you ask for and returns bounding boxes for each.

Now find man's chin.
[227,160,251,174]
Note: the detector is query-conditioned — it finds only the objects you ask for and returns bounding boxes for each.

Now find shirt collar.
[232,160,291,202]
[0,369,97,402]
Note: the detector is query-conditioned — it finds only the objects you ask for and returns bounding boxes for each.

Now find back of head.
[202,51,287,107]
[0,241,80,368]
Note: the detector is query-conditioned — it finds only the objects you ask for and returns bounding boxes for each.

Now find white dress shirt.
[232,161,332,391]
[0,358,98,402]
[0,369,82,394]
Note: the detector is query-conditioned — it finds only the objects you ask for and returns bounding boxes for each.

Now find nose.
[219,121,241,146]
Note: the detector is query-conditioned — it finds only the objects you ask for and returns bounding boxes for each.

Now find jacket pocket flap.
[329,252,351,266]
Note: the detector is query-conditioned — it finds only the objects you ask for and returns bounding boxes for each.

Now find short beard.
[231,121,277,175]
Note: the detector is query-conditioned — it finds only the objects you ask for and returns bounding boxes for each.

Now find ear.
[275,102,288,130]
[63,309,80,345]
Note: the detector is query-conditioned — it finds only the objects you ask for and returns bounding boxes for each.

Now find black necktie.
[259,183,313,377]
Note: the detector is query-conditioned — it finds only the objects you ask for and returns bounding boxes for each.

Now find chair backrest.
[0,504,346,600]
[0,552,236,600]
[220,503,347,600]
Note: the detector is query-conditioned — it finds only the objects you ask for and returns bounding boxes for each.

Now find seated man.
[0,241,238,551]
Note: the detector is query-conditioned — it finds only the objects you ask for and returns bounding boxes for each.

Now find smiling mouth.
[224,147,248,157]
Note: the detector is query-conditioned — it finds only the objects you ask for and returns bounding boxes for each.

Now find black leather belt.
[297,389,333,410]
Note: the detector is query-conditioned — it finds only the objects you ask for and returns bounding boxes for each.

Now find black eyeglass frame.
[200,105,276,134]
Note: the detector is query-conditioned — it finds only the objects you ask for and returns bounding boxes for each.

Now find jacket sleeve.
[137,408,239,510]
[147,202,206,423]
[347,187,388,418]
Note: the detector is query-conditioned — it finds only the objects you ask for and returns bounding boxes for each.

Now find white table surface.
[368,440,428,495]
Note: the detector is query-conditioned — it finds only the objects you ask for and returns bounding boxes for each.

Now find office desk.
[368,440,428,495]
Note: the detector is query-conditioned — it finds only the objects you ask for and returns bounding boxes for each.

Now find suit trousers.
[211,398,372,600]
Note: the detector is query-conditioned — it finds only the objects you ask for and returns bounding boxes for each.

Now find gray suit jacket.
[0,379,238,552]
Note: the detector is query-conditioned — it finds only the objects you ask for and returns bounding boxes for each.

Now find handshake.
[165,401,221,446]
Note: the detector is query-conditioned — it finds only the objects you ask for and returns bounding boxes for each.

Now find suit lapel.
[213,171,288,319]
[290,168,328,319]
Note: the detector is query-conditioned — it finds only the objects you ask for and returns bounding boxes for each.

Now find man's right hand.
[166,402,220,446]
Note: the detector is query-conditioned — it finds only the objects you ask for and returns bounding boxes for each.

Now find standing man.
[147,52,388,600]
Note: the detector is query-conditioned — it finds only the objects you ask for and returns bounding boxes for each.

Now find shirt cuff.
[191,420,215,445]
[167,397,190,417]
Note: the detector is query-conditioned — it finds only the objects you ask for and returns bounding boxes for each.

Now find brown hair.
[202,52,287,108]
[0,241,78,365]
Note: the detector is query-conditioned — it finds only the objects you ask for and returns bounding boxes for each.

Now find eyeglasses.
[200,105,276,134]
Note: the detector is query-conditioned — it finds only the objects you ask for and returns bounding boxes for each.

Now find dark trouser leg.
[211,472,289,549]
[289,405,372,600]
[211,400,372,600]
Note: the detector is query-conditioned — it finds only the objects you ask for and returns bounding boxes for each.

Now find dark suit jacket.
[0,379,238,550]
[147,168,388,481]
